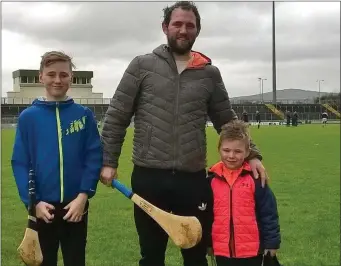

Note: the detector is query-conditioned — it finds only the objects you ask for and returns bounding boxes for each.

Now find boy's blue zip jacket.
[11,97,103,207]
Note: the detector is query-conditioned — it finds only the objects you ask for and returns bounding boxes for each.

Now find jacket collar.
[208,161,252,180]
[152,44,212,71]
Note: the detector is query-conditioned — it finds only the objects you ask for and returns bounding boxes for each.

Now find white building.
[5,69,104,104]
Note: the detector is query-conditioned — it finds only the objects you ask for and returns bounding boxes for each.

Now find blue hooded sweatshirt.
[11,97,103,207]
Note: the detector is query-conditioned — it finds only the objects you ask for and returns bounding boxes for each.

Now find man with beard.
[100,2,268,266]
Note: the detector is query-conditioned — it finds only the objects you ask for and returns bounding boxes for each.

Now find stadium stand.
[2,99,339,126]
[2,69,339,126]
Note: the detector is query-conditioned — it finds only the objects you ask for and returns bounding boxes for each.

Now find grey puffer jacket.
[101,44,262,172]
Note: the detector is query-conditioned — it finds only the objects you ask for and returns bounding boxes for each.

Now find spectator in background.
[321,111,328,127]
[255,110,261,129]
[292,111,298,127]
[286,111,291,126]
[242,110,249,124]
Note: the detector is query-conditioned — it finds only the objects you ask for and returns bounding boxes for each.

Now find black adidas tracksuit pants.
[37,201,89,266]
[131,164,213,266]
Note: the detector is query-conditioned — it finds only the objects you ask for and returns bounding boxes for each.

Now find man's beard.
[167,35,196,55]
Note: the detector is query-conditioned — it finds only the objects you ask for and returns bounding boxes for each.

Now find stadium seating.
[1,102,339,125]
[275,104,339,120]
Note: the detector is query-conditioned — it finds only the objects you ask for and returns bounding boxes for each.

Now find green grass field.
[1,124,340,266]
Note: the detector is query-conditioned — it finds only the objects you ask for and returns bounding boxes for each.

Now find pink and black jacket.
[207,161,281,258]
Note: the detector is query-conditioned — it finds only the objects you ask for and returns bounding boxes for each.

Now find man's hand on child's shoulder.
[249,158,269,188]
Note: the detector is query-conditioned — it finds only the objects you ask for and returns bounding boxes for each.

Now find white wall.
[13,77,21,92]
[6,74,104,104]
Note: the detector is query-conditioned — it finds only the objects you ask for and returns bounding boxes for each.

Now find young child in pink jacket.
[208,120,281,266]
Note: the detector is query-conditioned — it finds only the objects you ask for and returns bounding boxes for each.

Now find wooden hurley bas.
[17,170,43,266]
[111,179,203,249]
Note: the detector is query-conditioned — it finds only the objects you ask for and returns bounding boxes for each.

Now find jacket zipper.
[55,104,64,203]
[172,72,181,174]
[229,184,236,257]
[216,174,237,257]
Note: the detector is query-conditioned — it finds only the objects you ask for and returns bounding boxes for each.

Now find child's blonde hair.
[218,120,250,149]
[40,51,76,72]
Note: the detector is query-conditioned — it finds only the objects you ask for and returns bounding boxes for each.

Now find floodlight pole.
[272,1,277,105]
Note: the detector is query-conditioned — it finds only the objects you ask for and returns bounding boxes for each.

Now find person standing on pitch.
[321,111,328,127]
[100,2,268,266]
[255,111,261,129]
[11,51,102,266]
[242,110,249,124]
[292,111,298,127]
[208,121,281,266]
[286,110,291,126]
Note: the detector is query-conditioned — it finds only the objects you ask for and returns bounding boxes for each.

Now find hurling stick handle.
[111,179,134,199]
[111,179,160,215]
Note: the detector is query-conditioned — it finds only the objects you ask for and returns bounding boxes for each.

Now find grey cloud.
[3,2,339,64]
[3,2,167,44]
[198,2,272,38]
[196,31,338,64]
[2,2,177,62]
[2,2,340,98]
[219,57,340,98]
[195,3,339,65]
[34,36,165,63]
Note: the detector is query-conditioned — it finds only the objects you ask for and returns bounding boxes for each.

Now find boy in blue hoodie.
[11,51,103,266]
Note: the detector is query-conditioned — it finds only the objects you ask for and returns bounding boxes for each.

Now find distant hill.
[231,89,337,103]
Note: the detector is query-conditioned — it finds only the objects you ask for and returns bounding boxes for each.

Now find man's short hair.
[162,1,201,33]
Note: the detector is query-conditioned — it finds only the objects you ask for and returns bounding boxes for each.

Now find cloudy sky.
[2,1,340,99]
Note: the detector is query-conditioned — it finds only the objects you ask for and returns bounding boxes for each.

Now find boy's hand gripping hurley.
[112,179,202,249]
[17,170,43,266]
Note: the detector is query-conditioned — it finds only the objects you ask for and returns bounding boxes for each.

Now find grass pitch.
[1,124,340,266]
